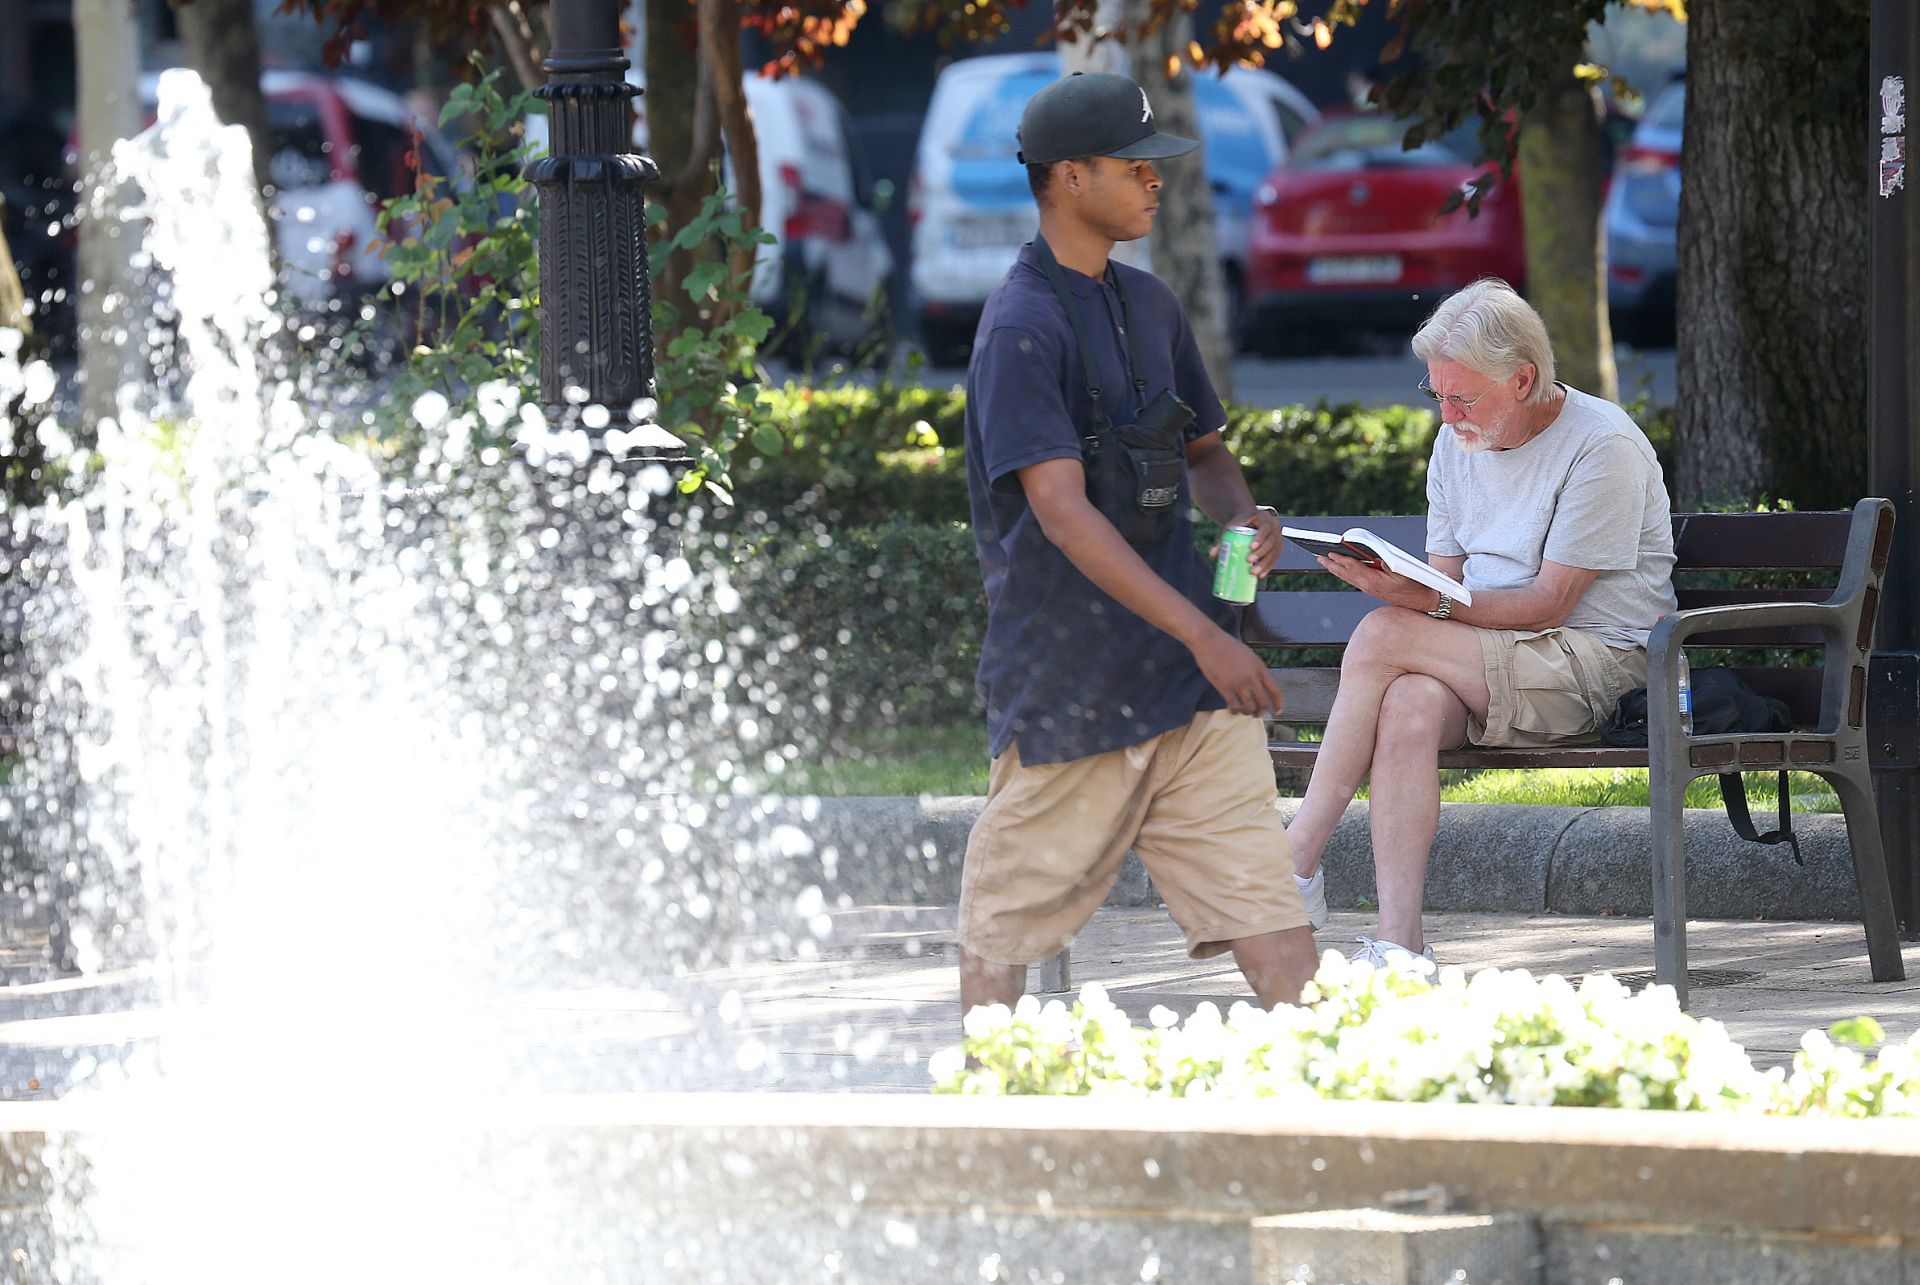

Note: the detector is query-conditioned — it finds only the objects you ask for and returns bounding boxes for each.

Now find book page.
[1281,525,1471,604]
[1344,528,1472,604]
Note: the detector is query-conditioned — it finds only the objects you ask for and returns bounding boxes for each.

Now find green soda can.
[1212,524,1259,603]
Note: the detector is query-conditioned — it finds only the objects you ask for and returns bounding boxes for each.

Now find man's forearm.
[1438,582,1572,632]
[1039,500,1222,648]
[1187,439,1258,526]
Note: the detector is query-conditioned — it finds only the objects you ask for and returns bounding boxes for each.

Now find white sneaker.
[1294,868,1329,931]
[1350,936,1437,973]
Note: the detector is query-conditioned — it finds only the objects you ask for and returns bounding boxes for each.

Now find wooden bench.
[1244,499,1904,1007]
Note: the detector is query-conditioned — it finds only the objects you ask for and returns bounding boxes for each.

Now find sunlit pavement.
[0,904,1913,1099]
[783,343,1678,410]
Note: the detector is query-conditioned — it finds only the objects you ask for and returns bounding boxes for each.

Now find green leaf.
[751,422,784,455]
[1830,1016,1886,1048]
[732,309,776,346]
[684,262,726,299]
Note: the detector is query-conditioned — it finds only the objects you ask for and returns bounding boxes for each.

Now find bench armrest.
[1645,601,1859,741]
[1649,598,1850,656]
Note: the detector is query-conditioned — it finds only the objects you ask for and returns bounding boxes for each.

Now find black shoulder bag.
[1031,236,1193,547]
[1602,667,1804,864]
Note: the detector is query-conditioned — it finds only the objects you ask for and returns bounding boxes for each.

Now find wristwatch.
[1427,591,1454,620]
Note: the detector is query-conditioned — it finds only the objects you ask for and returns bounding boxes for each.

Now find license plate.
[951,216,1031,251]
[1306,255,1403,284]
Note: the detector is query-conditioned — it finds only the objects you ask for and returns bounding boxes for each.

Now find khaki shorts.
[1470,626,1647,747]
[958,709,1308,967]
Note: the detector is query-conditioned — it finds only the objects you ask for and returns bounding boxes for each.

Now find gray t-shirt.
[1426,385,1678,649]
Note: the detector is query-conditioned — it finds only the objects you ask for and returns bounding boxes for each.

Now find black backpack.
[1602,668,1803,863]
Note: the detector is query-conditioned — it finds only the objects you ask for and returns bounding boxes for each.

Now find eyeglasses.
[1418,376,1496,414]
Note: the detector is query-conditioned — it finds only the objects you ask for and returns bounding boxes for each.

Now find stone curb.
[684,794,1873,923]
[0,783,1872,924]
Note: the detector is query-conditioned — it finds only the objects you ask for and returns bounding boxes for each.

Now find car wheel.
[1221,263,1248,351]
[917,316,973,369]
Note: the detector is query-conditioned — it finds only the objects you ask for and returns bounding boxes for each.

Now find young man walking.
[957,72,1318,1017]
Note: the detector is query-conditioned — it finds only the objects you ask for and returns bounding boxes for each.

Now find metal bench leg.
[1036,948,1072,994]
[1650,767,1691,1010]
[1829,768,1907,983]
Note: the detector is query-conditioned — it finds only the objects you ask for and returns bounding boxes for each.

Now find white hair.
[1410,278,1556,405]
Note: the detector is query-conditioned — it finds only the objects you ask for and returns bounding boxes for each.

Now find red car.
[1242,110,1525,354]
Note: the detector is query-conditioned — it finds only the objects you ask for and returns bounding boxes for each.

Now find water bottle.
[1676,652,1693,736]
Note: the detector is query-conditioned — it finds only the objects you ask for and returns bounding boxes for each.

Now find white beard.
[1451,423,1494,454]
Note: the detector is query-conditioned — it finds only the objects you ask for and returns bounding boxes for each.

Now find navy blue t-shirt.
[964,242,1234,766]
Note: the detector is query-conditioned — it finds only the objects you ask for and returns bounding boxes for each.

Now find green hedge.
[701,387,1450,731]
[729,385,1448,530]
[682,518,985,730]
[704,385,1686,734]
[727,383,970,528]
[1220,401,1438,518]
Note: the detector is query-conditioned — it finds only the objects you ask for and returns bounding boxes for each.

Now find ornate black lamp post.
[1870,0,1920,928]
[527,0,684,460]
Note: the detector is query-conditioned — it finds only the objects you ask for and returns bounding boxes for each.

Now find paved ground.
[778,342,1679,410]
[0,904,1911,1100]
[643,905,1920,1092]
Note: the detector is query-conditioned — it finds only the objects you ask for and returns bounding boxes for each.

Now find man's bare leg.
[959,945,1027,1022]
[1367,673,1471,950]
[1286,609,1492,879]
[1229,926,1321,1008]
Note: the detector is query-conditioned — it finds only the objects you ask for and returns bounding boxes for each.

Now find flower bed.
[932,956,1914,1118]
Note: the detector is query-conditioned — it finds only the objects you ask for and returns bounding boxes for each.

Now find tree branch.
[488,0,545,92]
[701,0,760,229]
[670,33,721,196]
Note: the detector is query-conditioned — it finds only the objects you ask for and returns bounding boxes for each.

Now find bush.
[1220,401,1438,518]
[692,394,1452,736]
[729,387,1446,529]
[932,961,1915,1118]
[726,383,970,528]
[682,518,984,731]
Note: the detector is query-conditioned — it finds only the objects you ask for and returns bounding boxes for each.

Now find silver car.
[1605,76,1683,347]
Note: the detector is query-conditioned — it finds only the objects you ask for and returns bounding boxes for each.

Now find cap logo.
[1140,88,1153,123]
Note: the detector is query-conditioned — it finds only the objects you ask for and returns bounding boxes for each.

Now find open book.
[1281,526,1473,605]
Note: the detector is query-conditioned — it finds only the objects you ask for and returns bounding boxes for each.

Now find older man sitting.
[1285,278,1678,969]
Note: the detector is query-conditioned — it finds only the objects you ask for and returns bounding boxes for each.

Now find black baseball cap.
[1015,71,1200,166]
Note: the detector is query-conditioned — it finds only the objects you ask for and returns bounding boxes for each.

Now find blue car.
[1605,76,1683,347]
[909,52,1318,364]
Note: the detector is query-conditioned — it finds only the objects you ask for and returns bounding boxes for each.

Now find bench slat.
[1247,589,1836,648]
[1271,737,1863,772]
[1671,511,1853,569]
[1269,742,1656,770]
[1272,667,1341,722]
[1266,511,1857,574]
[1267,666,1824,730]
[1242,594,1377,647]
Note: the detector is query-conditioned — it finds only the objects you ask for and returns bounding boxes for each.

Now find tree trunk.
[1517,61,1615,403]
[700,0,758,325]
[1126,5,1234,401]
[1062,0,1148,271]
[488,0,548,92]
[648,0,718,337]
[73,0,143,429]
[0,215,28,335]
[1676,0,1870,508]
[172,0,273,202]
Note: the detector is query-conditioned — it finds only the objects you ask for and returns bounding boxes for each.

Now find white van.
[909,52,1317,363]
[136,70,466,307]
[528,73,894,354]
[742,76,895,353]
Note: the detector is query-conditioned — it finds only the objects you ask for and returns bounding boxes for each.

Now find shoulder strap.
[1719,771,1803,865]
[1030,235,1150,432]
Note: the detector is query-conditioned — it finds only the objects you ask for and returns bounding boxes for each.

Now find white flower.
[962,1002,1013,1040]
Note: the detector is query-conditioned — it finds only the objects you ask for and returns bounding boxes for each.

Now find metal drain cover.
[1611,968,1760,991]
